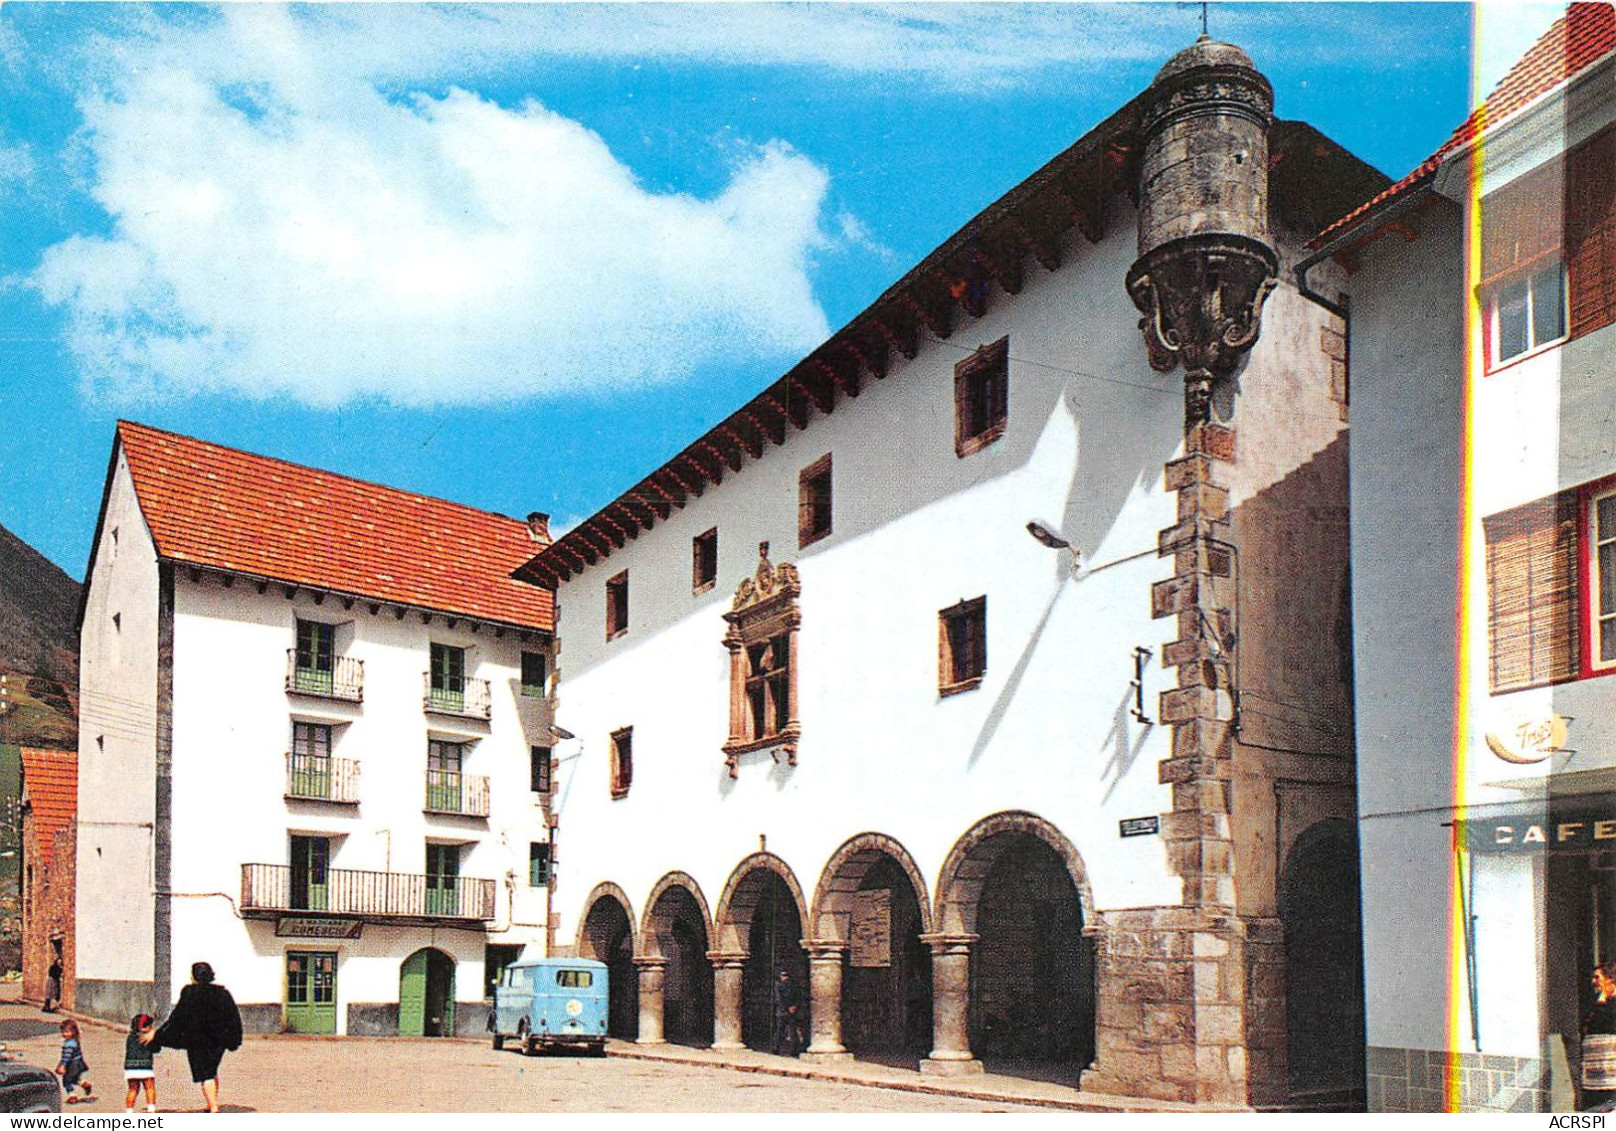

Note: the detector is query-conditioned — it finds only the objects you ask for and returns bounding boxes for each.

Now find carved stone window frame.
[723,542,802,777]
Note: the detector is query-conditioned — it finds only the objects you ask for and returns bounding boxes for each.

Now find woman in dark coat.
[147,962,243,1113]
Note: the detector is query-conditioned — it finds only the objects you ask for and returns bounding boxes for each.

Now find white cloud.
[34,7,833,406]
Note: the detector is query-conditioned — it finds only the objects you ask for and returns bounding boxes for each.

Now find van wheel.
[523,1035,540,1057]
[491,1032,505,1051]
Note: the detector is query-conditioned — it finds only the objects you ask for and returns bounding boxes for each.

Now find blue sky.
[0,3,1556,579]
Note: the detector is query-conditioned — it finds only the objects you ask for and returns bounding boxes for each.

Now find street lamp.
[1026,521,1081,574]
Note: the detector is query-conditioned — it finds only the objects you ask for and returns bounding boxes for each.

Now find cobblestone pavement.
[0,1002,1058,1113]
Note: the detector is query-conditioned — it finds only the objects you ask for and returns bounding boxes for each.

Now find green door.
[399,949,427,1036]
[285,951,337,1034]
[399,948,456,1036]
[291,835,329,911]
[295,620,335,693]
[429,644,465,712]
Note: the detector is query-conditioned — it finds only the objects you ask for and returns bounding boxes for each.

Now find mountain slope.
[0,522,79,748]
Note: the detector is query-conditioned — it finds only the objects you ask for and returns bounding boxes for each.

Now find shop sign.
[276,917,362,939]
[1119,816,1159,838]
[850,889,891,968]
[1462,808,1616,853]
[1484,712,1570,764]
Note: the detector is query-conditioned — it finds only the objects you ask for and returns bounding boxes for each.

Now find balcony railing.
[284,752,362,804]
[241,864,495,922]
[422,673,491,720]
[424,769,490,817]
[286,651,364,703]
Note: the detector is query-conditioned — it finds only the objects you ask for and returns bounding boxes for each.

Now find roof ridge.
[116,419,535,533]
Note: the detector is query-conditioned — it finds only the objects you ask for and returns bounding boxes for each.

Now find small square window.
[955,337,1008,456]
[529,842,551,887]
[799,455,833,548]
[610,727,633,799]
[521,652,548,697]
[530,745,553,795]
[693,528,719,594]
[606,571,629,640]
[939,597,987,695]
[1490,263,1567,368]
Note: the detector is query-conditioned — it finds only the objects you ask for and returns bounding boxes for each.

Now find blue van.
[490,957,609,1055]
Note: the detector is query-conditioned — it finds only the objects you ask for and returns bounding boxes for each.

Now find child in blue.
[124,1013,158,1113]
[55,1019,91,1103]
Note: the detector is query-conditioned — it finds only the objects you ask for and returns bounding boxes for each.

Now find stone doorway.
[645,878,714,1046]
[935,813,1095,1081]
[737,872,808,1052]
[582,889,639,1040]
[1280,819,1365,1107]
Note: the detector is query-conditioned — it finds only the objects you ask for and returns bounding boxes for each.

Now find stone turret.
[1127,36,1278,430]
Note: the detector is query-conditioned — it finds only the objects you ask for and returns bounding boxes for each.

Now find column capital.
[801,938,849,959]
[632,955,668,970]
[919,931,979,955]
[706,949,747,969]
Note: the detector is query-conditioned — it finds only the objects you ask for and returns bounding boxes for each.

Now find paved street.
[0,1002,1055,1113]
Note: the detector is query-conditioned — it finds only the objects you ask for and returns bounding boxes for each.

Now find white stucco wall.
[547,198,1350,947]
[76,455,161,987]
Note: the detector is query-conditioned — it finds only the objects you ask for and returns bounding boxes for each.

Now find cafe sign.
[1462,807,1616,853]
[1484,711,1570,765]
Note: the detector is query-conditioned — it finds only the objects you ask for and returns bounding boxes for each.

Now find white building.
[75,421,558,1036]
[1327,1,1616,1113]
[517,38,1383,1108]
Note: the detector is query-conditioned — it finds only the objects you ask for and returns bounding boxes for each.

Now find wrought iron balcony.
[284,752,362,804]
[285,651,364,703]
[240,863,495,923]
[422,673,491,720]
[424,769,490,817]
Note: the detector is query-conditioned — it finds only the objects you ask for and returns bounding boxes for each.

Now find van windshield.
[556,969,594,988]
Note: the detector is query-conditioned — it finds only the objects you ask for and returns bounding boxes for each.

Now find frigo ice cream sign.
[1484,711,1570,765]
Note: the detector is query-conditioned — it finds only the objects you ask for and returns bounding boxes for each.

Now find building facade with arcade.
[520,37,1383,1108]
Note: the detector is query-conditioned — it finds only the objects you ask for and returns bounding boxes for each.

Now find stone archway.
[1280,818,1365,1108]
[579,883,639,1041]
[640,872,715,1047]
[713,853,810,1054]
[810,833,934,1059]
[931,811,1096,1078]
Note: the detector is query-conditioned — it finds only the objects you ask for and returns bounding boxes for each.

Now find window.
[529,842,551,887]
[557,969,594,988]
[521,651,548,698]
[530,745,553,795]
[1483,492,1580,692]
[798,455,833,548]
[1489,264,1566,367]
[427,739,465,812]
[606,571,629,640]
[290,722,333,799]
[429,643,466,712]
[722,542,802,776]
[484,944,522,1000]
[955,337,1009,456]
[693,528,719,594]
[1592,489,1616,672]
[289,835,330,912]
[610,727,633,798]
[1480,127,1616,369]
[939,597,988,694]
[425,843,461,915]
[294,620,336,693]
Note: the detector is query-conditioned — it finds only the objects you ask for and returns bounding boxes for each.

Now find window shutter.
[1484,493,1580,693]
[1568,128,1616,339]
[1479,159,1564,289]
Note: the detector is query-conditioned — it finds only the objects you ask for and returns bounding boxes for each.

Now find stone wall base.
[74,978,156,1024]
[1368,1045,1550,1113]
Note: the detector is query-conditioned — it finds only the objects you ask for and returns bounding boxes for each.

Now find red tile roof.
[20,747,75,870]
[1317,1,1616,246]
[113,421,554,631]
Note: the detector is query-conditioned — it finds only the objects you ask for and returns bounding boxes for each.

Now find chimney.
[526,512,551,543]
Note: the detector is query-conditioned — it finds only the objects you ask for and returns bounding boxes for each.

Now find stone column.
[802,940,852,1062]
[920,932,982,1076]
[708,951,747,1050]
[634,956,668,1045]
